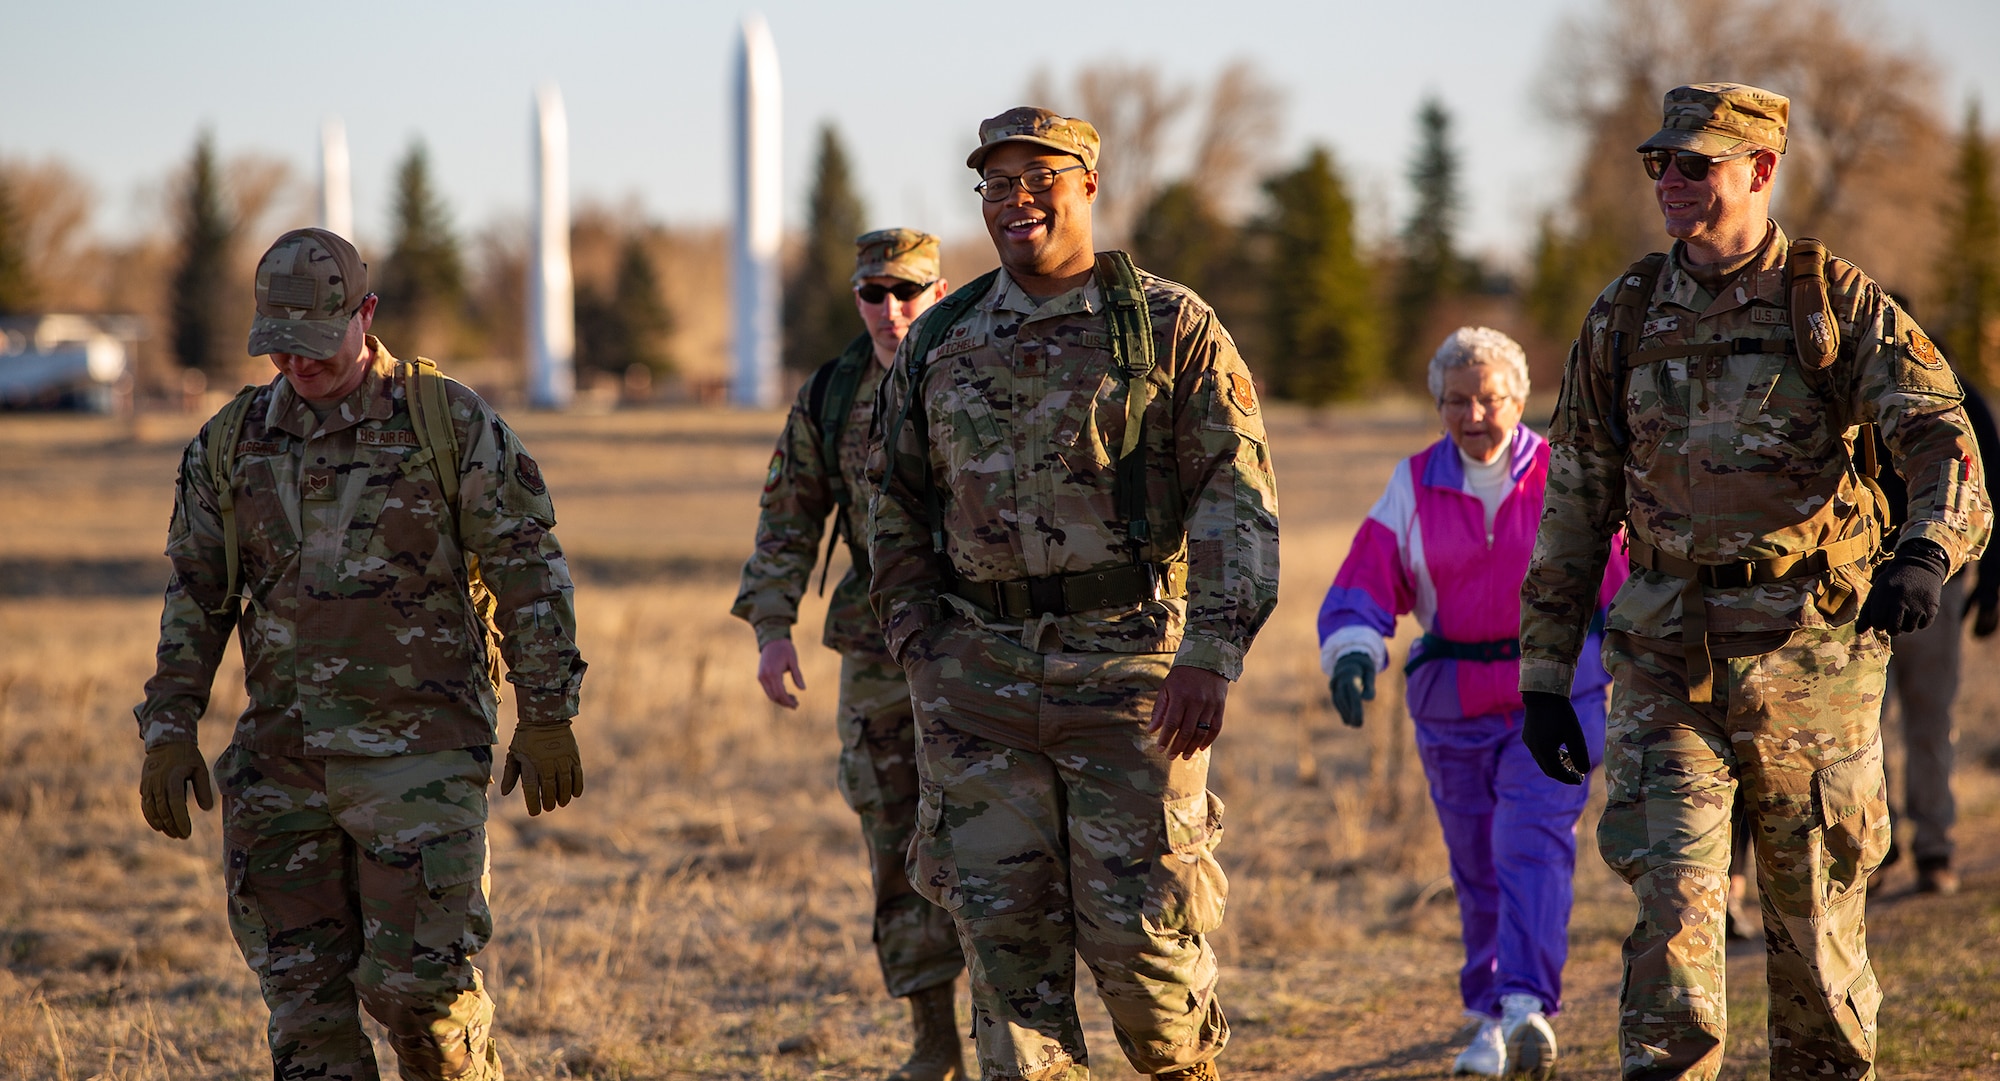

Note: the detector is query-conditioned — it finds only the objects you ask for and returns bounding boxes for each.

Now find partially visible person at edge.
[731,228,968,1080]
[135,227,587,1081]
[1519,83,1990,1081]
[1318,327,1629,1081]
[867,106,1279,1081]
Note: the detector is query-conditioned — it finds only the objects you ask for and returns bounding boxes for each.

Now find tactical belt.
[1404,633,1520,675]
[1627,532,1876,704]
[952,562,1187,619]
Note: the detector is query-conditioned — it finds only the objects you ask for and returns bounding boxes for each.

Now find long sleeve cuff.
[1519,658,1578,697]
[1898,519,1970,577]
[136,707,200,751]
[753,618,794,649]
[514,689,577,727]
[1173,634,1245,681]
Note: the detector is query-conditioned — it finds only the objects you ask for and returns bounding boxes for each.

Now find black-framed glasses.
[974,164,1086,202]
[1641,148,1757,182]
[854,280,935,304]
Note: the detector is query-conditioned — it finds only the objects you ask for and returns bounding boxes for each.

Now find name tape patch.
[357,429,420,447]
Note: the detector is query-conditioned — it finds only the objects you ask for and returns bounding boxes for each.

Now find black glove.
[1964,570,2000,638]
[1857,540,1950,636]
[1328,652,1374,729]
[1521,691,1587,785]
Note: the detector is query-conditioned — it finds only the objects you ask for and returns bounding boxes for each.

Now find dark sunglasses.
[1641,148,1757,182]
[855,280,934,304]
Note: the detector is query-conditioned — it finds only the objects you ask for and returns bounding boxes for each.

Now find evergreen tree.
[1259,146,1381,403]
[783,124,866,371]
[1393,97,1467,383]
[169,130,235,372]
[1131,181,1229,296]
[577,234,676,377]
[1937,102,2000,385]
[376,142,465,357]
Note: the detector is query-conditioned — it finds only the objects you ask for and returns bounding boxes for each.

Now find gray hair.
[1427,326,1530,402]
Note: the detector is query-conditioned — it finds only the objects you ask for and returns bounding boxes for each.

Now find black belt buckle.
[1706,562,1755,589]
[1026,575,1067,617]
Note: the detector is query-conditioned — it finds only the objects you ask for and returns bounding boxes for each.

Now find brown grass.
[1,403,1997,1079]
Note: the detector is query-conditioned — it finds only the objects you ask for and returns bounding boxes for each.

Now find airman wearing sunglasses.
[868,107,1279,1081]
[732,229,966,1080]
[1520,82,1989,1079]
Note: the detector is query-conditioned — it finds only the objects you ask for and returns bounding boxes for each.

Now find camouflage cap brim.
[248,314,348,359]
[965,135,1091,172]
[851,259,934,285]
[1636,128,1752,157]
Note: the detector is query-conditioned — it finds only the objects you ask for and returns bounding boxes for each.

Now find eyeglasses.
[1641,148,1757,182]
[854,280,935,304]
[1440,394,1513,416]
[973,164,1087,202]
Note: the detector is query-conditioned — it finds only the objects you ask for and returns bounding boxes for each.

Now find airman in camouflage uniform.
[136,228,587,1081]
[732,228,969,1081]
[870,108,1280,1081]
[1519,86,1989,1080]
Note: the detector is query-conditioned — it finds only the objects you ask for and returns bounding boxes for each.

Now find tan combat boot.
[1155,1062,1221,1081]
[887,982,965,1081]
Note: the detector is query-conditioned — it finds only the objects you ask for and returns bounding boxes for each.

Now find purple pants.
[1412,687,1606,1018]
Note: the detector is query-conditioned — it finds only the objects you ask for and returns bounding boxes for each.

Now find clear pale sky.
[6,0,1995,266]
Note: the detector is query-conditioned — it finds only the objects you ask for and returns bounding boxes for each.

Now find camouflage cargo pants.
[1599,626,1890,1081]
[903,619,1228,1081]
[835,647,967,998]
[217,743,503,1081]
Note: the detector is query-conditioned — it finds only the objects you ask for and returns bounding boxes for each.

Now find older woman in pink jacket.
[1316,328,1627,1080]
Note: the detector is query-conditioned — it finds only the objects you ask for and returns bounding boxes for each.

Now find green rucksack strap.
[206,383,262,617]
[1098,251,1159,558]
[807,334,875,593]
[881,269,1001,554]
[401,357,505,700]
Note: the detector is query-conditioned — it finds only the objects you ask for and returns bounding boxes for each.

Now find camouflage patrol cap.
[246,227,369,359]
[852,228,941,284]
[1638,82,1789,156]
[966,106,1100,172]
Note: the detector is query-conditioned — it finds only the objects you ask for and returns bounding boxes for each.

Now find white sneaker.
[1452,1014,1506,1078]
[1499,994,1557,1079]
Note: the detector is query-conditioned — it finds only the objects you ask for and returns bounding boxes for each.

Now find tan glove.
[140,742,215,839]
[500,722,583,816]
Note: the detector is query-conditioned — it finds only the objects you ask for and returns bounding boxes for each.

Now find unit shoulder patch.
[763,448,784,494]
[1228,371,1260,416]
[1906,328,1946,371]
[516,452,547,495]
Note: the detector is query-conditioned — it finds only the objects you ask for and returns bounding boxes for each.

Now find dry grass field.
[1,401,1997,1080]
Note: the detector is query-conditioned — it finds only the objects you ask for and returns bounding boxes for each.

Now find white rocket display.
[731,14,782,408]
[528,82,577,410]
[318,118,352,241]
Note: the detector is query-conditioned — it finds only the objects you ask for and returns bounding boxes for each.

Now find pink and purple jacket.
[1317,428,1628,722]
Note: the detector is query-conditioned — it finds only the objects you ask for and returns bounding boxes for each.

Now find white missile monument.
[731,15,782,408]
[528,82,577,410]
[318,118,352,241]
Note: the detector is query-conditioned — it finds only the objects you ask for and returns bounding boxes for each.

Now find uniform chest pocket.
[1052,370,1120,472]
[1623,353,1690,455]
[936,374,1005,468]
[1742,353,1833,466]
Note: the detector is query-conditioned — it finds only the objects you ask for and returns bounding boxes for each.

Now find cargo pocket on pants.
[222,842,271,971]
[834,709,882,814]
[412,826,492,982]
[906,783,963,913]
[1784,735,1888,1016]
[1145,790,1228,936]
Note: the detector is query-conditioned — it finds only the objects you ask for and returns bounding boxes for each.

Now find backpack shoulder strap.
[814,334,874,505]
[881,269,1000,553]
[402,356,462,524]
[1097,251,1167,557]
[1606,252,1671,450]
[206,383,263,617]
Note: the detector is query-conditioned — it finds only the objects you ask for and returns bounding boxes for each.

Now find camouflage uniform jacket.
[731,337,890,656]
[868,265,1281,680]
[1521,224,1991,695]
[137,337,585,756]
